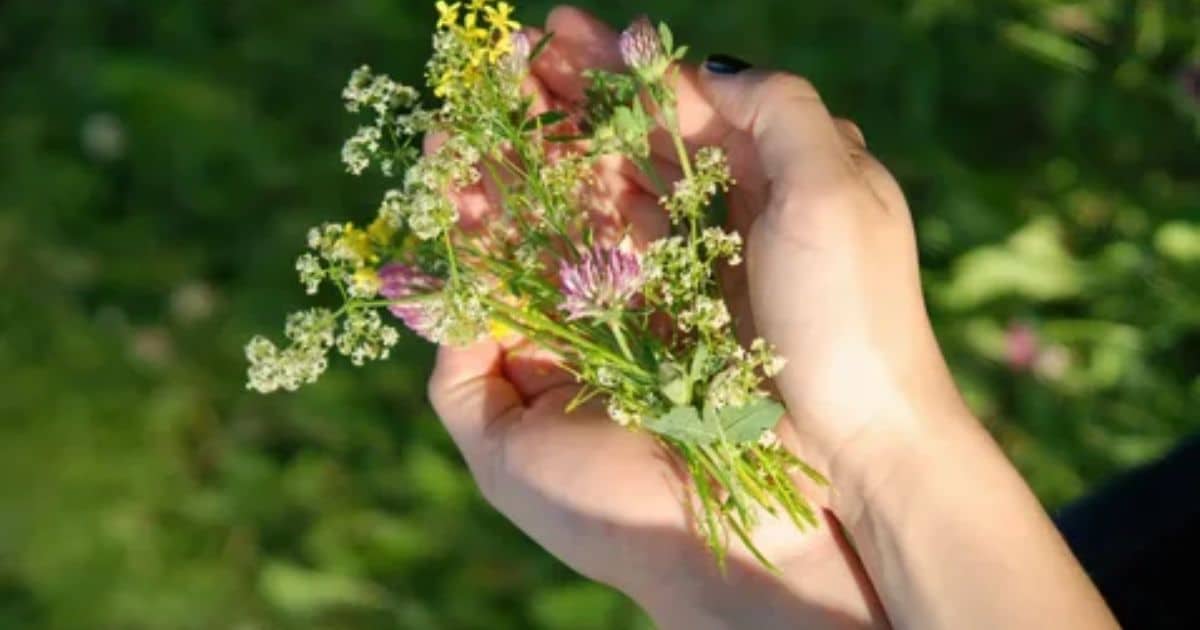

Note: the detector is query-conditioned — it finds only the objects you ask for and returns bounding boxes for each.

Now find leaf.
[530,31,554,61]
[657,23,674,55]
[643,405,719,444]
[716,398,785,443]
[524,110,567,131]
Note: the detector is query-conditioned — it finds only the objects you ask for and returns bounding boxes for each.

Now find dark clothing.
[1057,435,1200,629]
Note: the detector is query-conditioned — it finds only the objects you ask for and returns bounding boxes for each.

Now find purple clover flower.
[619,16,663,72]
[378,263,442,341]
[558,246,644,321]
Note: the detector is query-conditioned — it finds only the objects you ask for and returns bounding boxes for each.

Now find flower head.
[378,263,444,341]
[558,246,644,321]
[619,16,664,73]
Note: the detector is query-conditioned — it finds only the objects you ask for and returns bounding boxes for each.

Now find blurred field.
[1,1,1198,628]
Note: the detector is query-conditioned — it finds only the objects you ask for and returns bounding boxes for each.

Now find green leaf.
[643,406,719,444]
[530,31,554,61]
[658,23,674,55]
[524,110,567,131]
[717,398,785,443]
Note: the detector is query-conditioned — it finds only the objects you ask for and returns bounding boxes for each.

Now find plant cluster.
[246,1,822,567]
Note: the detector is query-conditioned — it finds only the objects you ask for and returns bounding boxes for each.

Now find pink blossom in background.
[1006,321,1039,371]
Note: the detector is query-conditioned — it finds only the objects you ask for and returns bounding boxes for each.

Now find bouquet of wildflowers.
[246,0,823,568]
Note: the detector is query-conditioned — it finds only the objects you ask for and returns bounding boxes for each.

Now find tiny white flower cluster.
[246,308,336,393]
[700,227,743,266]
[246,305,402,393]
[343,65,420,123]
[642,236,707,308]
[393,137,481,240]
[336,308,400,366]
[661,147,733,223]
[340,66,431,177]
[342,125,383,176]
[296,253,325,295]
[703,339,786,410]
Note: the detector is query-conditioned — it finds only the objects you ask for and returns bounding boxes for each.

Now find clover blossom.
[558,246,644,321]
[618,16,663,74]
[378,263,445,341]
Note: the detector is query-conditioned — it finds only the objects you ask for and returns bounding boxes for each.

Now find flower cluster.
[248,2,821,570]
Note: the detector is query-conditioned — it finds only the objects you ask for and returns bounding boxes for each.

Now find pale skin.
[427,6,1119,629]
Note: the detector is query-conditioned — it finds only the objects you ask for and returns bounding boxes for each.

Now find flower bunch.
[247,1,823,569]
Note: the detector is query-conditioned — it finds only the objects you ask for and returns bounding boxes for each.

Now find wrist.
[631,514,888,630]
[822,393,989,529]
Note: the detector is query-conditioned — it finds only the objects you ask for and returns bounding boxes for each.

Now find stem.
[484,297,649,378]
[608,319,635,362]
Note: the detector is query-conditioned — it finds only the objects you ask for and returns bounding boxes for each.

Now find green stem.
[608,319,635,362]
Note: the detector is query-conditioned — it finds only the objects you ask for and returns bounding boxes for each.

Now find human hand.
[426,7,888,629]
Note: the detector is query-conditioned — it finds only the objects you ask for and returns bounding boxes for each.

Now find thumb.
[697,58,854,198]
[428,341,524,474]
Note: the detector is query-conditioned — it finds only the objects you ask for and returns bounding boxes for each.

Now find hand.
[684,43,1117,630]
[427,7,887,629]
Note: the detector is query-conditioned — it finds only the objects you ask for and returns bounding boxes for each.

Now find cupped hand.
[425,6,886,629]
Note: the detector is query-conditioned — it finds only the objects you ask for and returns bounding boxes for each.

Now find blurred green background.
[1,0,1198,627]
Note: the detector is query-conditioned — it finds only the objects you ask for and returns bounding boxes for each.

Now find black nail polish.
[704,54,751,75]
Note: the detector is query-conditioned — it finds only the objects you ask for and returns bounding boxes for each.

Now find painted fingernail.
[703,54,752,75]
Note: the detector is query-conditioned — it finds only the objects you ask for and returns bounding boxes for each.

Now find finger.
[428,341,524,466]
[697,67,856,201]
[593,154,671,246]
[855,152,909,214]
[534,6,624,103]
[500,340,576,400]
[834,117,866,151]
[647,64,733,165]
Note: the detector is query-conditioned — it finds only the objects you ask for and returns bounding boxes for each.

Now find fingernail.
[703,54,752,75]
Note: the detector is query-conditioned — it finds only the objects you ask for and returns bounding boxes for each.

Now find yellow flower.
[462,11,489,42]
[435,1,461,29]
[351,266,381,296]
[337,223,377,265]
[367,216,395,246]
[488,318,517,342]
[484,2,519,33]
[467,0,487,10]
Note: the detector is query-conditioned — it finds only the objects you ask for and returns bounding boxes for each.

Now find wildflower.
[342,125,382,175]
[378,263,445,341]
[436,1,461,29]
[336,309,400,366]
[348,266,381,299]
[295,253,325,295]
[484,2,519,38]
[619,16,664,74]
[334,224,377,266]
[558,246,644,321]
[504,30,532,76]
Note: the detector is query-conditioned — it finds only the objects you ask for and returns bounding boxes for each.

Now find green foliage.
[0,0,1197,628]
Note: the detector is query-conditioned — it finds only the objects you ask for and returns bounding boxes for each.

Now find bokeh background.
[2,0,1198,627]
